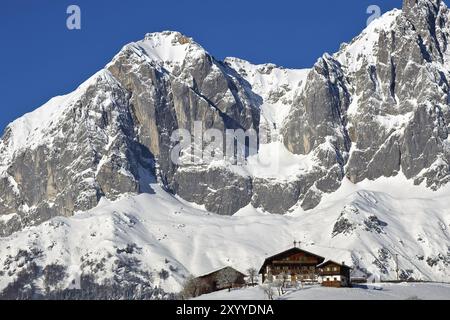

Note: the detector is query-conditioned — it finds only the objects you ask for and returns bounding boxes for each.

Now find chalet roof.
[317,260,352,270]
[258,247,326,274]
[197,266,246,279]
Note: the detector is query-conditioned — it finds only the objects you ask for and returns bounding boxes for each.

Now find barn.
[195,266,246,295]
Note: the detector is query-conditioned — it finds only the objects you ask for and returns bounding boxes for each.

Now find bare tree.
[281,272,290,289]
[261,284,274,300]
[217,268,239,292]
[247,268,258,287]
[265,271,274,284]
[180,275,207,299]
[272,272,289,296]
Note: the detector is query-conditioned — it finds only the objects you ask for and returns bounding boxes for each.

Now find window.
[333,267,338,271]
[334,277,338,281]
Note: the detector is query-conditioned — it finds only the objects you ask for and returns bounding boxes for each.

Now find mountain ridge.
[2,0,450,233]
[0,0,449,298]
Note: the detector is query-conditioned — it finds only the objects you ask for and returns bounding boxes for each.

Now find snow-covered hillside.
[1,174,449,297]
[195,283,450,300]
[1,0,450,299]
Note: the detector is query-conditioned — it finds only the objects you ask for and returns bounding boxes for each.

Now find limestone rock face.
[283,0,450,199]
[106,32,260,187]
[105,32,261,215]
[251,179,302,214]
[282,55,351,157]
[0,32,263,235]
[2,0,450,235]
[0,72,153,236]
[173,167,253,215]
[281,55,351,207]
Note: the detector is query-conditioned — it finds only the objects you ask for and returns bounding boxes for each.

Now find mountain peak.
[2,4,450,297]
[403,0,442,11]
[335,9,401,73]
[122,31,208,73]
[143,31,196,46]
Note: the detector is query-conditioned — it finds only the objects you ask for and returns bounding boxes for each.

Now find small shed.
[196,266,246,295]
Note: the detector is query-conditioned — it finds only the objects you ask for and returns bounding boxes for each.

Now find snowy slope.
[1,2,450,299]
[134,31,207,73]
[1,174,449,295]
[195,283,450,300]
[220,58,312,181]
[224,57,309,128]
[0,70,112,168]
[335,10,401,73]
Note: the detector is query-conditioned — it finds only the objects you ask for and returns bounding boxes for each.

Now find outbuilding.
[317,260,352,287]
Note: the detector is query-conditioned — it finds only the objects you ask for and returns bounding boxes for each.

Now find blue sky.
[0,0,401,132]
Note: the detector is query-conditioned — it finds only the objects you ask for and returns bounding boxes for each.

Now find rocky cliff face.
[0,71,154,236]
[282,0,450,206]
[105,32,261,215]
[0,32,263,235]
[1,0,450,236]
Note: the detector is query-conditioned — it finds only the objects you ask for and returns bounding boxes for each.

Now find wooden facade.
[317,260,351,288]
[259,247,325,284]
[196,267,246,295]
[259,248,352,288]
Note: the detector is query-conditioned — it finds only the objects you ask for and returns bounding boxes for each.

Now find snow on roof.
[197,266,246,278]
[258,246,327,274]
[317,260,352,269]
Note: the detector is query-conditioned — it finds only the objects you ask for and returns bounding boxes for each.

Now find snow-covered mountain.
[0,0,450,298]
[1,176,449,298]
